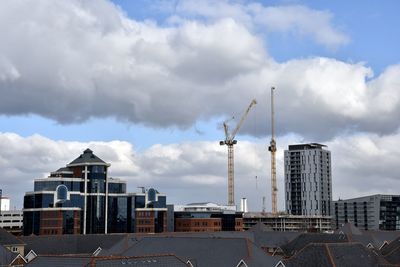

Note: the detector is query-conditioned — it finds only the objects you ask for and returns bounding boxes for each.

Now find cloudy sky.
[0,0,399,211]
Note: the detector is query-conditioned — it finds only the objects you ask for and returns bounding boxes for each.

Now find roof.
[288,143,327,151]
[282,243,385,267]
[120,236,280,267]
[25,255,91,266]
[380,236,400,264]
[335,223,400,249]
[92,255,188,266]
[25,254,188,267]
[336,222,362,236]
[67,148,108,166]
[0,244,19,266]
[281,233,348,256]
[248,221,274,232]
[53,167,73,173]
[247,222,301,249]
[21,234,125,255]
[0,227,25,246]
[100,231,256,257]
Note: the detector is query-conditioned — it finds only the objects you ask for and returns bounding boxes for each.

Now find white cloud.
[0,1,400,211]
[327,132,400,198]
[0,0,398,139]
[170,0,350,48]
[1,132,400,212]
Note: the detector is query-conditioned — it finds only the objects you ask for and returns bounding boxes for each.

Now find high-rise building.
[23,149,167,235]
[333,194,400,230]
[284,143,332,216]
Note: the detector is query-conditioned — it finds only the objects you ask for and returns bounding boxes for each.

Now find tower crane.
[220,99,257,206]
[268,87,278,214]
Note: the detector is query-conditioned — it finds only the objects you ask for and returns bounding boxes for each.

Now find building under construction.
[243,212,332,232]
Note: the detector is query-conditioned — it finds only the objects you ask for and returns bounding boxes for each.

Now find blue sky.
[112,0,400,74]
[0,0,399,210]
[1,0,399,147]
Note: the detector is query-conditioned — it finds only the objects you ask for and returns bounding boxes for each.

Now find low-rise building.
[173,202,243,232]
[0,210,23,235]
[0,193,23,235]
[333,194,400,230]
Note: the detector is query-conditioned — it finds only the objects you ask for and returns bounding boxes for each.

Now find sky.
[0,0,400,211]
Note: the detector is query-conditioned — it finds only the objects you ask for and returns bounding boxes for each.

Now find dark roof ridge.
[283,242,358,261]
[141,235,249,240]
[381,241,400,257]
[31,254,92,258]
[324,243,336,267]
[283,242,326,261]
[92,253,181,260]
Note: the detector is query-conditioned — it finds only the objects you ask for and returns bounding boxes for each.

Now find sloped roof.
[100,231,256,256]
[254,231,301,249]
[248,222,300,248]
[248,221,274,232]
[0,227,25,246]
[21,234,125,255]
[336,222,362,235]
[25,254,188,267]
[282,243,386,267]
[336,224,400,249]
[281,233,348,256]
[120,236,280,267]
[67,148,107,166]
[367,231,400,249]
[93,255,188,266]
[380,236,400,264]
[0,244,19,266]
[25,255,91,266]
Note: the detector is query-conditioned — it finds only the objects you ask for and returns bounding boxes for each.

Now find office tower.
[23,149,167,235]
[284,143,332,216]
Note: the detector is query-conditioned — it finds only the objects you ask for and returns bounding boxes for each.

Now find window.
[147,188,157,202]
[56,185,68,203]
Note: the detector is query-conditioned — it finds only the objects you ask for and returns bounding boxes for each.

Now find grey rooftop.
[67,148,108,166]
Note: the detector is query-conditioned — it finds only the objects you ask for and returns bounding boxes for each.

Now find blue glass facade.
[34,180,83,192]
[23,149,167,235]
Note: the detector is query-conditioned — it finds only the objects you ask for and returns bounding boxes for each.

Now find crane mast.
[268,87,278,215]
[220,99,257,206]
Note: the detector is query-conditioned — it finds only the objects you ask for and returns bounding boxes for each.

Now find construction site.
[217,86,333,233]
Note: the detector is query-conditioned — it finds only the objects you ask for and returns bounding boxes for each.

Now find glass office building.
[23,149,167,235]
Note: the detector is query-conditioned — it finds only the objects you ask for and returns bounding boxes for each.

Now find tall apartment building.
[284,143,332,216]
[23,149,167,235]
[333,194,400,230]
